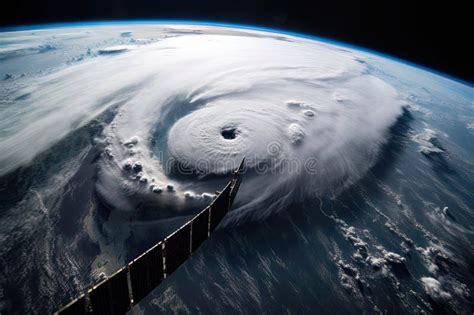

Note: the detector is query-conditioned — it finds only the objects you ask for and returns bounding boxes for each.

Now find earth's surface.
[0,23,473,314]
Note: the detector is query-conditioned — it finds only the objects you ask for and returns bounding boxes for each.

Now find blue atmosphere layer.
[0,20,471,86]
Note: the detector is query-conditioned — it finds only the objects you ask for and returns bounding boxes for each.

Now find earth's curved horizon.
[2,20,472,87]
[0,22,473,314]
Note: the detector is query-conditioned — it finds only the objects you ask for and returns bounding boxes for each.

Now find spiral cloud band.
[0,26,404,220]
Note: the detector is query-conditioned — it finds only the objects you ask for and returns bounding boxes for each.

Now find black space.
[1,0,472,82]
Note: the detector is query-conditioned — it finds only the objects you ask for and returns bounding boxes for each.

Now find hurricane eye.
[221,127,238,140]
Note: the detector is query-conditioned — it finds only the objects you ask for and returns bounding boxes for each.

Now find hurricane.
[1,23,473,314]
[0,29,403,221]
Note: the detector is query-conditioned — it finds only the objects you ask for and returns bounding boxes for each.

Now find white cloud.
[421,277,452,301]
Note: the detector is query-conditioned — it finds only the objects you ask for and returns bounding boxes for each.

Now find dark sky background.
[1,0,472,82]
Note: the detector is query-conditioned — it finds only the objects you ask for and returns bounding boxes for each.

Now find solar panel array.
[191,207,210,252]
[88,268,130,314]
[164,222,192,275]
[56,159,245,315]
[129,243,164,305]
[210,182,232,232]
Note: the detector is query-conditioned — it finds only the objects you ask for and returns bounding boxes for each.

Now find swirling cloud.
[0,27,403,221]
